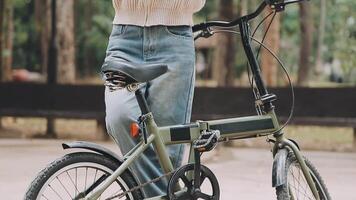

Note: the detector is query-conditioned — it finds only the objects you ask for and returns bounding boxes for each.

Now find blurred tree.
[1,0,13,82]
[0,0,4,81]
[330,0,356,83]
[260,9,280,86]
[45,0,76,137]
[5,0,355,85]
[315,0,326,75]
[56,0,75,84]
[76,0,94,76]
[74,0,113,77]
[0,0,3,129]
[297,1,313,86]
[46,0,57,138]
[35,0,51,79]
[212,0,236,86]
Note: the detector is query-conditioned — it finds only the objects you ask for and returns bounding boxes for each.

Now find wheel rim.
[36,162,134,200]
[287,162,328,200]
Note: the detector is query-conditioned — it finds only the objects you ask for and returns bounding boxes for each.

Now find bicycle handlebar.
[192,0,306,33]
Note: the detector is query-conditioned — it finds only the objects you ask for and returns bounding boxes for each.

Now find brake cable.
[205,29,295,135]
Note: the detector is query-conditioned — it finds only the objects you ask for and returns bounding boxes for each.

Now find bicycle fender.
[62,141,141,188]
[272,148,288,188]
[62,141,123,162]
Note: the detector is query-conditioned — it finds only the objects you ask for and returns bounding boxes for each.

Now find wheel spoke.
[180,175,192,188]
[196,191,212,200]
[200,172,207,187]
[85,167,88,191]
[289,184,314,200]
[287,161,320,200]
[290,165,314,199]
[55,176,73,199]
[41,194,50,200]
[28,153,139,200]
[75,167,78,196]
[48,184,64,200]
[66,171,80,195]
[93,169,98,185]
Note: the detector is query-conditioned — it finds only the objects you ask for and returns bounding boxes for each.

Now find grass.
[284,126,354,151]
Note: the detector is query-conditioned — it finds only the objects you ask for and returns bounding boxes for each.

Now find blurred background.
[0,0,355,149]
[0,0,355,199]
[0,0,355,85]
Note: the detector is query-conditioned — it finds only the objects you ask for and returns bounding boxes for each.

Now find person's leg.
[104,25,182,198]
[105,86,169,197]
[143,26,196,171]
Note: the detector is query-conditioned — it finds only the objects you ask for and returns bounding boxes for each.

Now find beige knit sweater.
[112,0,206,26]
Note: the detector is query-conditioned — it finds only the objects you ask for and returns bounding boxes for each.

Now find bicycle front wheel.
[276,151,331,200]
[25,152,143,200]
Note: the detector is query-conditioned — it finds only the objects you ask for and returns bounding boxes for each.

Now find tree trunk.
[1,0,13,82]
[260,8,280,86]
[35,0,52,79]
[56,0,76,84]
[82,0,94,76]
[0,0,4,81]
[315,0,326,75]
[0,0,4,129]
[44,0,76,137]
[353,128,356,150]
[297,2,313,86]
[212,0,236,87]
[0,0,14,129]
[45,0,57,138]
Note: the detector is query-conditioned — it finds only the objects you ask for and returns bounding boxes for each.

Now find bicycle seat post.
[135,89,150,115]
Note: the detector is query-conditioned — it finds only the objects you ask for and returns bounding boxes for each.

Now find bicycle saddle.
[102,59,168,83]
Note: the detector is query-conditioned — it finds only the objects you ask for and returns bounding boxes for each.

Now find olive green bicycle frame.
[84,109,320,200]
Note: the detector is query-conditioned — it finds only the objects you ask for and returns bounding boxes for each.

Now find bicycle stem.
[239,18,275,112]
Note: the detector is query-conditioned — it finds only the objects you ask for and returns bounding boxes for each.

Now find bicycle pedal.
[193,130,220,152]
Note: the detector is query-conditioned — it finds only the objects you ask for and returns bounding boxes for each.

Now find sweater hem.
[113,8,194,26]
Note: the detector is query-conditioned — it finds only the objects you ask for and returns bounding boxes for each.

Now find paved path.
[0,139,355,200]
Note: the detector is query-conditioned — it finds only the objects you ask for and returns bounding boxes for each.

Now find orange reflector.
[130,123,140,138]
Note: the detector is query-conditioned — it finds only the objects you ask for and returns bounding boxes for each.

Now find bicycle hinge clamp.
[255,93,277,113]
[137,114,150,144]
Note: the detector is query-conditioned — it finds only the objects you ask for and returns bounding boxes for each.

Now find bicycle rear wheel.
[25,152,143,200]
[276,151,331,200]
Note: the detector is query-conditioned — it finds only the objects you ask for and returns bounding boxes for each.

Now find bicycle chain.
[105,170,176,200]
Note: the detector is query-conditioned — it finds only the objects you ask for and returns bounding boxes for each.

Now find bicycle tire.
[276,152,331,200]
[25,152,143,200]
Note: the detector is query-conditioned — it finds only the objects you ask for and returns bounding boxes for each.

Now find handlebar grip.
[192,23,206,33]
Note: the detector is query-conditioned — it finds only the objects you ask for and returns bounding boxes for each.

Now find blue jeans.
[103,25,195,198]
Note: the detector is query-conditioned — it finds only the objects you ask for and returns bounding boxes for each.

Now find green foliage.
[9,0,355,84]
[328,0,356,82]
[280,4,300,74]
[74,0,114,76]
[12,0,40,70]
[194,0,218,22]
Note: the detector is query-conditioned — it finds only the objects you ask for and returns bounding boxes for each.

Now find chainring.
[167,164,220,200]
